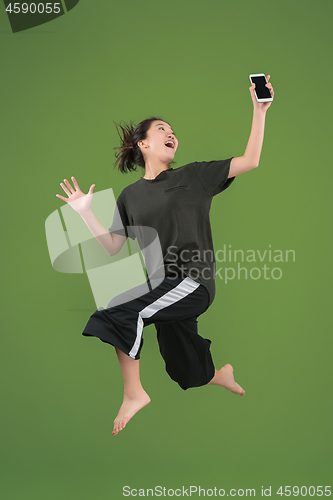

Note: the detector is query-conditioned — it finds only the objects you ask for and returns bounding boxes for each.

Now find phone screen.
[251,76,271,99]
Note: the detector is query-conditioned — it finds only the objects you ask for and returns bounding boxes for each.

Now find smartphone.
[249,74,273,102]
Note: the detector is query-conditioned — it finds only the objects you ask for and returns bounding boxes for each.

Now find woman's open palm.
[56,176,95,215]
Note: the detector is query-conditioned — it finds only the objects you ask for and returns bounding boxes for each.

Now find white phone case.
[249,73,273,102]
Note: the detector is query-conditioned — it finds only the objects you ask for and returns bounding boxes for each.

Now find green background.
[1,0,332,498]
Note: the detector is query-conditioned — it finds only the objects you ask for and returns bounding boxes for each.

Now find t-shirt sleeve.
[108,192,136,240]
[193,157,235,197]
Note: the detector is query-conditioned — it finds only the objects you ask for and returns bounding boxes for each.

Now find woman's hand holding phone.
[249,74,274,113]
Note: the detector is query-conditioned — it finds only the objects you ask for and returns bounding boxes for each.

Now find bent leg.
[112,347,151,436]
[156,320,245,396]
[155,319,215,390]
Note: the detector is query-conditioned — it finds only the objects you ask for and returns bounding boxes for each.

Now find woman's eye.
[159,126,175,135]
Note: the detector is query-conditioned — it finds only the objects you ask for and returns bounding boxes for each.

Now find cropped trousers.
[82,275,215,390]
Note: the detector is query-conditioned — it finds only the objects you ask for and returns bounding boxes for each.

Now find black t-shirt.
[109,159,235,307]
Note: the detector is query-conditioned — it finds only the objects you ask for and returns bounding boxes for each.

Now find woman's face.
[139,120,178,161]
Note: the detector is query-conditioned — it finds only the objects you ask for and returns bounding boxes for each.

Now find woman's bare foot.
[112,389,151,436]
[208,364,245,396]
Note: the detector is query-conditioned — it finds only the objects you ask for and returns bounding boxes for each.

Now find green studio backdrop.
[1,0,332,499]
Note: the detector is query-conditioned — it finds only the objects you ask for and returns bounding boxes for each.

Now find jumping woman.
[56,76,274,436]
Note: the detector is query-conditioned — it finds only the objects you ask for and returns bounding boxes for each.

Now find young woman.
[56,77,274,436]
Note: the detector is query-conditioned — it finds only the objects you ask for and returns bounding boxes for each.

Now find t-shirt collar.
[141,167,173,182]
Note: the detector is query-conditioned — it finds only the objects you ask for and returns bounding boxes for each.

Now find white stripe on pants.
[128,277,200,358]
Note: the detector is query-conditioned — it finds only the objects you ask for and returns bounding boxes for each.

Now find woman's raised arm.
[228,75,274,178]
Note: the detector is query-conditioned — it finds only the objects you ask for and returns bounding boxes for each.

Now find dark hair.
[113,116,176,174]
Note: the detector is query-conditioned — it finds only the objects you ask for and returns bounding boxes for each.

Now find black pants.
[82,276,215,390]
